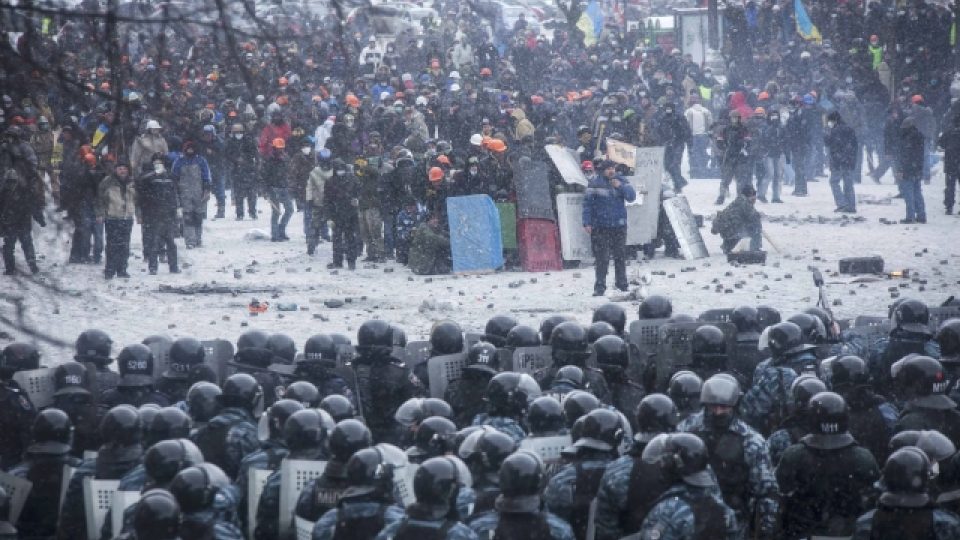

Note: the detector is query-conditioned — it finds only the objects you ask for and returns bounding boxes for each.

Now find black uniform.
[135,166,180,273]
[351,352,425,444]
[0,379,37,469]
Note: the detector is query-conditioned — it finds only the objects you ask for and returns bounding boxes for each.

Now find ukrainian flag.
[92,123,109,147]
[577,0,604,47]
[794,0,821,44]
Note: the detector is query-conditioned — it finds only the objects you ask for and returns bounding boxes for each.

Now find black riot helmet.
[499,451,546,508]
[554,365,584,388]
[593,335,629,370]
[761,322,813,359]
[691,325,727,373]
[458,429,516,476]
[266,333,297,364]
[411,416,458,459]
[587,321,617,343]
[486,372,541,417]
[391,325,408,348]
[756,305,781,329]
[329,419,373,462]
[219,373,263,411]
[804,307,835,339]
[146,407,193,447]
[505,326,540,348]
[357,320,394,356]
[700,374,742,407]
[233,330,272,368]
[0,342,41,378]
[788,313,827,345]
[117,344,155,387]
[525,396,565,435]
[935,319,960,359]
[284,381,320,407]
[668,371,703,416]
[413,457,461,507]
[302,334,337,367]
[550,322,590,365]
[344,446,400,499]
[635,393,680,443]
[562,390,600,428]
[283,408,336,452]
[642,433,713,487]
[265,399,305,441]
[75,329,113,364]
[395,397,454,428]
[143,439,205,489]
[669,314,696,324]
[237,329,270,351]
[730,306,760,334]
[485,315,519,347]
[133,489,181,540]
[804,391,855,450]
[789,375,827,414]
[169,463,231,513]
[430,321,465,355]
[571,408,623,452]
[319,394,356,422]
[593,303,627,334]
[894,356,954,408]
[29,408,74,455]
[465,341,501,375]
[830,356,871,391]
[880,447,932,508]
[165,337,205,379]
[186,382,222,423]
[893,299,932,335]
[639,295,672,319]
[100,405,142,447]
[539,315,573,343]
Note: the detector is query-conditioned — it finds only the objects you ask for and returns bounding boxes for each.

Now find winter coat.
[510,109,535,141]
[224,134,259,187]
[306,166,332,206]
[258,122,292,156]
[582,174,636,229]
[260,153,289,190]
[712,195,761,240]
[355,160,381,211]
[136,170,180,222]
[408,222,450,275]
[0,141,41,232]
[129,133,168,174]
[323,172,360,221]
[171,155,211,214]
[938,124,960,177]
[30,130,55,168]
[96,174,137,220]
[824,121,859,171]
[897,119,926,180]
[288,152,314,204]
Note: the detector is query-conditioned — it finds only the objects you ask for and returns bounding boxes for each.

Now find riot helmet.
[894,356,955,409]
[357,320,394,355]
[233,330,272,368]
[593,303,627,334]
[505,326,540,348]
[484,315,518,347]
[165,337,205,379]
[539,315,573,343]
[760,322,814,359]
[893,299,932,335]
[413,457,461,509]
[642,433,713,487]
[283,408,335,453]
[830,356,871,391]
[133,489,181,540]
[100,405,142,447]
[344,446,399,499]
[146,407,192,446]
[879,447,932,508]
[219,373,263,411]
[328,419,373,462]
[700,374,741,431]
[789,375,827,415]
[571,409,623,452]
[498,451,546,512]
[169,463,231,513]
[593,335,628,370]
[562,390,600,428]
[803,391,855,450]
[457,428,516,480]
[143,439,205,489]
[587,321,617,344]
[554,365,584,389]
[525,396,565,435]
[730,306,760,334]
[186,382,222,423]
[465,341,500,375]
[263,399,305,441]
[787,313,827,345]
[395,397,454,428]
[691,325,727,375]
[635,393,680,444]
[409,416,458,459]
[668,371,703,417]
[75,329,113,364]
[117,344,155,387]
[639,295,672,319]
[430,321,464,355]
[319,394,356,422]
[486,372,541,416]
[28,408,73,455]
[935,319,960,359]
[302,334,337,367]
[284,381,320,407]
[550,322,590,365]
[266,333,297,364]
[0,342,40,378]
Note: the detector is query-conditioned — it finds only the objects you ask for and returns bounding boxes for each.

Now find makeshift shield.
[663,195,708,259]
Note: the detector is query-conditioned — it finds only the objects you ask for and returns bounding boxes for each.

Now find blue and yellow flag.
[794,0,821,44]
[577,0,604,47]
[92,123,109,147]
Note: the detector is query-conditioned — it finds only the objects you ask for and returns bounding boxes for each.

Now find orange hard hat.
[99,82,111,91]
[480,67,492,76]
[487,139,507,153]
[531,95,544,105]
[567,91,580,101]
[82,153,97,166]
[272,137,286,149]
[436,155,450,165]
[758,91,770,100]
[278,76,288,86]
[276,96,289,106]
[428,166,444,182]
[911,94,924,104]
[581,90,593,99]
[345,94,360,108]
[754,107,766,115]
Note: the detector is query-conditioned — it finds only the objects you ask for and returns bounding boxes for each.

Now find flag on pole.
[577,0,605,47]
[794,0,822,44]
[92,123,110,147]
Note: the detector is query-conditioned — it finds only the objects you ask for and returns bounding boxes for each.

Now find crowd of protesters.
[1,0,959,278]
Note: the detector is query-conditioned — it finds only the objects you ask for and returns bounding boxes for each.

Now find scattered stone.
[573,272,582,278]
[324,299,344,308]
[313,314,330,321]
[487,303,495,309]
[724,289,733,294]
[724,271,733,277]
[919,286,926,292]
[891,291,901,298]
[407,277,414,281]
[530,278,538,284]
[833,299,843,306]
[277,303,298,311]
[384,268,394,273]
[424,278,433,283]
[168,324,176,329]
[222,315,230,321]
[784,274,793,279]
[240,321,248,327]
[330,270,339,275]
[233,269,242,279]
[667,274,675,278]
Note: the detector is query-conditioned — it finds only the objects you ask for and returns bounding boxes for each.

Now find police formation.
[1,297,960,540]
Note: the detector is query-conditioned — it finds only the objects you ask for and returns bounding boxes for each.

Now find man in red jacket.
[258,111,291,157]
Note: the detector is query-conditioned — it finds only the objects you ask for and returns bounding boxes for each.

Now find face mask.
[335,170,346,176]
[154,163,165,173]
[233,133,243,139]
[769,116,779,122]
[302,147,312,155]
[827,121,836,128]
[845,76,853,84]
[704,408,734,431]
[469,167,478,175]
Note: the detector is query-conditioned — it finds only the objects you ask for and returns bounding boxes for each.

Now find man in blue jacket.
[582,160,637,296]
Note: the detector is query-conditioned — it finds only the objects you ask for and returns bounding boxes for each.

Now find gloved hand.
[176,208,184,220]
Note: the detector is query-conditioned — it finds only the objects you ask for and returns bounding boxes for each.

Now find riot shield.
[143,335,173,379]
[295,517,315,540]
[698,309,734,324]
[556,193,593,262]
[730,338,763,387]
[248,467,274,539]
[83,478,120,540]
[112,491,140,537]
[656,322,737,388]
[0,471,31,524]
[465,333,485,349]
[511,346,553,375]
[201,339,235,385]
[335,344,357,368]
[514,159,555,221]
[60,464,75,512]
[663,195,708,259]
[627,318,670,386]
[929,306,960,330]
[394,464,418,507]
[624,145,663,247]
[12,367,56,409]
[519,435,571,477]
[278,460,328,537]
[427,353,469,399]
[404,341,432,369]
[846,316,892,344]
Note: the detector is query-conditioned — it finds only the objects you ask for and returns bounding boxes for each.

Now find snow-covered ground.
[3,165,959,362]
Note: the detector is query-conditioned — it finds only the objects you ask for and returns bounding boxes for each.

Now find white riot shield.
[248,467,274,539]
[112,491,140,537]
[625,145,664,247]
[404,341,432,369]
[556,193,593,262]
[544,144,589,187]
[519,435,571,476]
[393,464,418,507]
[83,478,119,540]
[278,460,327,537]
[627,318,670,384]
[83,451,98,461]
[0,471,31,524]
[427,353,468,398]
[60,465,75,512]
[12,367,55,409]
[663,195,708,259]
[295,516,316,540]
[511,346,553,375]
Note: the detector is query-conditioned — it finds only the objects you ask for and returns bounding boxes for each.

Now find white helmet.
[449,70,461,79]
[145,120,161,130]
[470,134,483,146]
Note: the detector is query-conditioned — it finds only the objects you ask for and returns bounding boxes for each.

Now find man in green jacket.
[408,216,451,275]
[711,185,762,253]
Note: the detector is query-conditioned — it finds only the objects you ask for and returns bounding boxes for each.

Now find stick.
[762,230,780,253]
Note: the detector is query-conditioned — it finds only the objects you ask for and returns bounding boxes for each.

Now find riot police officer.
[853,447,960,538]
[75,329,120,393]
[484,315,519,348]
[310,446,408,540]
[169,463,243,540]
[868,299,941,394]
[255,409,335,540]
[545,365,586,400]
[352,320,425,444]
[472,372,541,443]
[319,394,357,422]
[504,325,540,350]
[117,407,193,491]
[294,334,357,407]
[525,396,566,436]
[678,374,780,538]
[9,409,82,539]
[417,321,466,394]
[230,330,286,408]
[730,305,763,385]
[157,337,207,405]
[445,341,499,427]
[776,391,880,538]
[101,344,170,411]
[284,380,321,408]
[266,333,297,365]
[689,325,730,382]
[297,419,373,521]
[406,416,458,464]
[0,342,39,468]
[186,381,222,427]
[934,319,960,402]
[594,335,645,425]
[466,451,575,540]
[561,390,600,429]
[638,433,739,540]
[192,373,262,479]
[587,322,617,344]
[458,428,516,515]
[129,488,181,540]
[52,360,101,457]
[395,398,454,448]
[593,303,627,336]
[767,375,827,465]
[667,371,702,423]
[59,405,144,540]
[374,457,478,540]
[594,394,680,540]
[545,409,622,539]
[539,315,574,344]
[534,322,611,403]
[741,321,816,435]
[888,429,959,514]
[829,355,899,464]
[894,355,960,441]
[639,295,673,320]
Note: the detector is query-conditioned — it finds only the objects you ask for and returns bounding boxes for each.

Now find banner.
[605,138,637,167]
